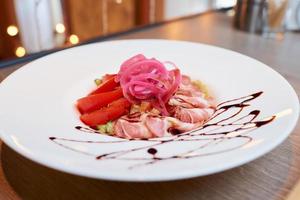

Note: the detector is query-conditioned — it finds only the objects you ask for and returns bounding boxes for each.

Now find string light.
[15,47,26,57]
[69,34,79,44]
[55,23,65,33]
[226,10,235,17]
[7,25,19,36]
[115,0,122,4]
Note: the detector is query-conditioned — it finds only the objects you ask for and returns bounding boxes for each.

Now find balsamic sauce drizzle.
[49,91,276,169]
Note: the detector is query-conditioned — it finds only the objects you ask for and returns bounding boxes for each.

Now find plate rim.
[0,39,299,182]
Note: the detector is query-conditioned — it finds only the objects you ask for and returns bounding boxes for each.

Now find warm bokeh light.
[55,23,65,33]
[226,10,235,17]
[115,0,122,4]
[69,34,79,44]
[7,25,19,36]
[15,47,26,57]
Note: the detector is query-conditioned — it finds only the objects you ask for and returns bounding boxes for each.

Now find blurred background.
[0,0,299,63]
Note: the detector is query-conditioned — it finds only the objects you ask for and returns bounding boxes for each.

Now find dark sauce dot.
[49,137,56,140]
[172,155,181,159]
[202,124,210,128]
[147,148,157,155]
[252,91,263,98]
[249,110,260,115]
[168,128,181,135]
[89,126,97,130]
[96,154,108,160]
[255,116,275,127]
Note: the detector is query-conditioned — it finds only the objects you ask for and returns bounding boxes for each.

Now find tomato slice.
[89,75,119,95]
[77,88,123,114]
[80,98,131,127]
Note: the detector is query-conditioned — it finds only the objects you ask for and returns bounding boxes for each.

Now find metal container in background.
[233,0,267,33]
[234,0,291,36]
[285,0,300,30]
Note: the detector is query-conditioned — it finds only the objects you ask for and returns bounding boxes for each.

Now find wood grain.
[62,0,137,41]
[286,179,300,200]
[63,0,103,41]
[0,12,299,200]
[0,0,21,59]
[107,0,136,33]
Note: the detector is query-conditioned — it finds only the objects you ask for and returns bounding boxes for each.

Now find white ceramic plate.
[0,40,298,182]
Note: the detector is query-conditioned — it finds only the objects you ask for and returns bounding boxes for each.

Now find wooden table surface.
[0,11,299,200]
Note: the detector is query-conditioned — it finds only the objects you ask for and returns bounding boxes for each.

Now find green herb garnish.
[94,79,102,86]
[96,121,114,135]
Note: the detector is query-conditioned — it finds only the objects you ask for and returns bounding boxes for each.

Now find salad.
[77,54,216,139]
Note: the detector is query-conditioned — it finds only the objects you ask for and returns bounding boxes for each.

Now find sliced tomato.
[80,98,131,126]
[77,88,123,114]
[89,75,119,95]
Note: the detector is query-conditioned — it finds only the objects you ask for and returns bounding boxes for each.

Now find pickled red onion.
[117,54,182,115]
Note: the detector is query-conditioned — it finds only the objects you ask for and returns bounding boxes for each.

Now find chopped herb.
[97,124,107,133]
[192,80,210,98]
[150,108,160,115]
[130,104,140,114]
[94,79,102,86]
[140,101,151,112]
[96,121,114,135]
[106,121,114,135]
